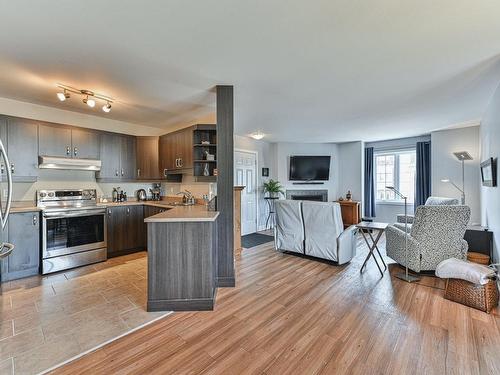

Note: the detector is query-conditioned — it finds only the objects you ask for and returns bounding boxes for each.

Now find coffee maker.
[150,183,161,201]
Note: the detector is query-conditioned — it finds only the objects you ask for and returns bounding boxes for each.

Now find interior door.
[234,151,257,235]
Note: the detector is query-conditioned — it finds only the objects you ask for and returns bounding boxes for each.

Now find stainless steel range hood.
[38,156,102,171]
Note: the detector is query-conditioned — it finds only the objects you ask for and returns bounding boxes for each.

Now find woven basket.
[467,252,490,265]
[444,278,499,313]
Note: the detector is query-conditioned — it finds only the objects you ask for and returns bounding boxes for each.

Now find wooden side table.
[336,200,361,228]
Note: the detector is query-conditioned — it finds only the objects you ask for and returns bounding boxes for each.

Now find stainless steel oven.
[38,189,107,274]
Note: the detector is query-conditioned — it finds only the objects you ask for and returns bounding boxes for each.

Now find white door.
[235,151,257,235]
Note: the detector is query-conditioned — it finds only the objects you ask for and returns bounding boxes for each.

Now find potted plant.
[263,179,285,198]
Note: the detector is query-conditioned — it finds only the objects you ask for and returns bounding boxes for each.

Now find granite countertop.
[11,202,42,213]
[144,204,219,223]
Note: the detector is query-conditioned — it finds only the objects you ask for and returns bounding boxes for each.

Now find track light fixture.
[102,102,112,113]
[56,84,114,113]
[57,89,70,102]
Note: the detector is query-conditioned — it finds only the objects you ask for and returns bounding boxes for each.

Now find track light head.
[83,96,95,108]
[57,90,70,101]
[102,102,112,113]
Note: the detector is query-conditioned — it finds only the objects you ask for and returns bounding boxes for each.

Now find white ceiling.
[0,1,500,142]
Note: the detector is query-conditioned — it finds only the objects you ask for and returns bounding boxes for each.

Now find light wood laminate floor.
[52,237,500,375]
[0,252,167,375]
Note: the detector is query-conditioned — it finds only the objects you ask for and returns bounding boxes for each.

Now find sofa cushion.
[302,201,343,261]
[275,200,304,254]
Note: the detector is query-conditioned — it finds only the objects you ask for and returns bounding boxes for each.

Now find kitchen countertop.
[10,199,218,222]
[144,204,219,223]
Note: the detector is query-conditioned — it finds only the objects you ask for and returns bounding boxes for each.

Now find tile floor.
[0,252,168,375]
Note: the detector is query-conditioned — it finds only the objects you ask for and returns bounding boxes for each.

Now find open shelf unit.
[193,126,217,182]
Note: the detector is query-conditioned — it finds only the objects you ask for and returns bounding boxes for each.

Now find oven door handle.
[43,208,106,219]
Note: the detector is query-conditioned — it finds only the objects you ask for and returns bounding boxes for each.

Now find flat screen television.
[289,155,331,181]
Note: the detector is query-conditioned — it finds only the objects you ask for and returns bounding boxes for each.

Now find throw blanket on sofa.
[435,258,496,285]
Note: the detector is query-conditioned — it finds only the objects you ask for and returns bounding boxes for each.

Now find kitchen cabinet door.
[125,205,145,250]
[136,136,160,180]
[1,212,40,281]
[6,117,38,180]
[159,133,176,173]
[177,128,193,169]
[106,206,126,256]
[96,133,121,180]
[120,136,137,180]
[71,128,100,159]
[38,123,72,158]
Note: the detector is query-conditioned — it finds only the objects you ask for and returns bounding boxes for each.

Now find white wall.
[0,97,164,136]
[338,141,364,204]
[480,82,500,262]
[431,126,481,224]
[275,142,340,202]
[234,135,277,230]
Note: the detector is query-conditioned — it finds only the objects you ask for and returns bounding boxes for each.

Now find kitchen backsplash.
[11,169,214,202]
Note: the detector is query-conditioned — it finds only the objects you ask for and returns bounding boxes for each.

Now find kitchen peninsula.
[145,205,219,311]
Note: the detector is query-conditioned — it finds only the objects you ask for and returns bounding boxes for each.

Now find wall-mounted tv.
[480,157,497,187]
[289,155,331,181]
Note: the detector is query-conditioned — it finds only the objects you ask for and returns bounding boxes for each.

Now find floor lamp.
[386,186,420,283]
[441,151,472,205]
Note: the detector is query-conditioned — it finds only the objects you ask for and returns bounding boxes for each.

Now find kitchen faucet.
[176,190,195,205]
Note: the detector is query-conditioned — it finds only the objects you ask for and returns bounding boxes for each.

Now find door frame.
[234,148,259,234]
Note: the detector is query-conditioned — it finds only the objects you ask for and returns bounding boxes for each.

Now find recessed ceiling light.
[250,131,265,140]
[102,102,112,113]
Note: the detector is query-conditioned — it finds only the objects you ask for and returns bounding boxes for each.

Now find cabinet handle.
[32,215,37,226]
[74,147,78,156]
[126,207,130,215]
[137,169,141,177]
[66,146,71,156]
[115,169,119,177]
[121,169,124,176]
[10,163,14,174]
[179,158,183,167]
[108,209,112,216]
[175,159,178,168]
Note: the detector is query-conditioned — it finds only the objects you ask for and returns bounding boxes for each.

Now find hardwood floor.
[52,238,500,375]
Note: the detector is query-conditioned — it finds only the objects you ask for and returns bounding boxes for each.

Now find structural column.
[216,85,235,287]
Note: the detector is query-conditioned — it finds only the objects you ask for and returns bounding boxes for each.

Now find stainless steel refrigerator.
[0,138,14,283]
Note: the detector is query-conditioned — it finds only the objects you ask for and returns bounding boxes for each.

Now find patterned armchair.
[396,196,459,225]
[386,205,470,272]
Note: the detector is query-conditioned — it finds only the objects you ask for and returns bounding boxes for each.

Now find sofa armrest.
[385,225,421,272]
[396,214,415,224]
[337,225,358,265]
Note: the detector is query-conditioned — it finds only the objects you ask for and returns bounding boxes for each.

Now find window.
[375,150,416,203]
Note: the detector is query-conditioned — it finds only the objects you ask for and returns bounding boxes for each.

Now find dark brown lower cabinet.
[106,205,146,258]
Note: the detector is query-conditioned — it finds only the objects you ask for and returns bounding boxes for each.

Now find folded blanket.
[435,258,496,285]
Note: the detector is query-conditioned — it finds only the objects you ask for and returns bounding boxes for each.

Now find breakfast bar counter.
[146,205,219,312]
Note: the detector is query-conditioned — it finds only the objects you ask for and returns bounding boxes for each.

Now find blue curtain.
[364,147,376,217]
[415,141,431,210]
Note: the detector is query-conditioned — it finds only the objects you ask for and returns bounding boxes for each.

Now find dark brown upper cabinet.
[5,117,38,181]
[136,136,161,180]
[38,123,100,159]
[96,132,136,181]
[159,124,215,180]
